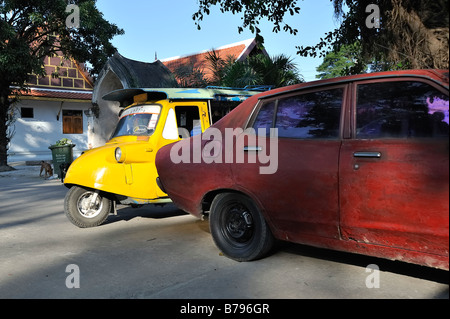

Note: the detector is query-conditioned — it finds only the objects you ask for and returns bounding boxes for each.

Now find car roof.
[211,69,449,130]
[256,69,449,100]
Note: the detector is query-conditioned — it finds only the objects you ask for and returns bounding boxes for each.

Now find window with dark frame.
[62,110,83,134]
[21,107,34,119]
[252,88,343,139]
[356,81,449,139]
[252,100,276,136]
[175,105,201,137]
[275,88,343,139]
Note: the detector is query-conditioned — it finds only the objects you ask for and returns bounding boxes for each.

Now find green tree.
[316,41,365,79]
[203,49,231,86]
[205,53,303,88]
[193,0,300,45]
[0,0,123,169]
[221,59,261,88]
[247,54,303,87]
[194,0,449,71]
[173,62,209,88]
[174,51,302,88]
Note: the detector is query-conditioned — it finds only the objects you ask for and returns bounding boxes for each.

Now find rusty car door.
[339,79,449,257]
[232,86,348,241]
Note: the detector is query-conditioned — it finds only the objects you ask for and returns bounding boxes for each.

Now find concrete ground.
[0,164,448,302]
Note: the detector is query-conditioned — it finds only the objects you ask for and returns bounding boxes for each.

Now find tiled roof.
[161,38,265,81]
[18,87,92,101]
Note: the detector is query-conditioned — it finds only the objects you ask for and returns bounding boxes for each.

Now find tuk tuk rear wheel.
[65,186,112,228]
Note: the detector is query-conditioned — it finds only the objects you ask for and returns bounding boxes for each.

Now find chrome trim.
[353,152,382,158]
[244,146,263,152]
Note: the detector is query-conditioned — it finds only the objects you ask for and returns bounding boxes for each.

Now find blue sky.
[95,0,342,82]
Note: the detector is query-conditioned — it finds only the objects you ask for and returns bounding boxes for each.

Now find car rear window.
[356,81,449,139]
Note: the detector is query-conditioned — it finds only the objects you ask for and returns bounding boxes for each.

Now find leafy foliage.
[0,0,124,166]
[175,52,303,88]
[193,0,449,71]
[1,0,123,82]
[246,54,303,87]
[315,41,364,79]
[53,138,73,147]
[194,0,300,44]
[298,0,449,70]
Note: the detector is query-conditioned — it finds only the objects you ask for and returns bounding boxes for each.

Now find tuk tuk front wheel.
[65,186,112,228]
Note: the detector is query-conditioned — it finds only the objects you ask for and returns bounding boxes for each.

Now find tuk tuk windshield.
[111,104,161,138]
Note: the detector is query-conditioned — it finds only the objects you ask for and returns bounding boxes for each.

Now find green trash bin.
[49,144,76,178]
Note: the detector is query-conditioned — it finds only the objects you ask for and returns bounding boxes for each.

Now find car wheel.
[65,186,112,228]
[209,193,274,261]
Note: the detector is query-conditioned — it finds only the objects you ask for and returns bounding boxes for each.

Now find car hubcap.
[225,204,254,243]
[77,192,103,218]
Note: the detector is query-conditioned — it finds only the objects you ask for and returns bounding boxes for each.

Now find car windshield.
[111,104,161,138]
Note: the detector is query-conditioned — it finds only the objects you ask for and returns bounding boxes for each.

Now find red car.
[155,70,449,270]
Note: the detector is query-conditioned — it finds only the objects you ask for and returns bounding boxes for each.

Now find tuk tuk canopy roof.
[102,87,271,105]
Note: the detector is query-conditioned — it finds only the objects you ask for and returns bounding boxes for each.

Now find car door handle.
[353,152,382,158]
[244,146,262,152]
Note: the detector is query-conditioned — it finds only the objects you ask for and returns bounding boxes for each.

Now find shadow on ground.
[277,241,449,289]
[103,203,188,225]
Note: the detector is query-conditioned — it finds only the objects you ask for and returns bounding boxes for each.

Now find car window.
[252,100,276,136]
[175,105,202,137]
[356,81,449,139]
[275,88,343,139]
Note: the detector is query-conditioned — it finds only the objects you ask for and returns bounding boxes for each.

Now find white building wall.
[8,99,91,163]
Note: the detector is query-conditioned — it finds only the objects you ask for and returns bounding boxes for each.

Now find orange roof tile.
[17,87,92,101]
[161,38,265,81]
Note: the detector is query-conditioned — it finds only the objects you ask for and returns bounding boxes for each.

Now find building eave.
[11,86,92,102]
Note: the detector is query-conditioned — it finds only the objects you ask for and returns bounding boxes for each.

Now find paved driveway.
[0,165,448,302]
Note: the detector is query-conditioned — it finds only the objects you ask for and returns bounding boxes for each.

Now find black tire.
[65,186,112,228]
[209,193,274,261]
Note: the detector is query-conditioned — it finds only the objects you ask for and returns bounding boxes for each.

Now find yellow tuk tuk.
[63,87,266,227]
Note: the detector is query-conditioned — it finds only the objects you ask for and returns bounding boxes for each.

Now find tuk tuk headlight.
[115,147,125,163]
